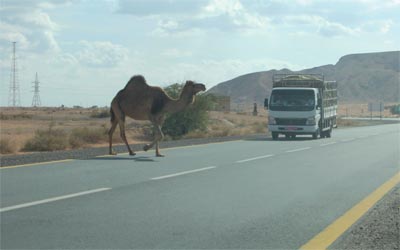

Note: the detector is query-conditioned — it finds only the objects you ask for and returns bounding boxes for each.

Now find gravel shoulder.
[330,185,400,250]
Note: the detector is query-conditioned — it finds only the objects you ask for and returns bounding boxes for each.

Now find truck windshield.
[270,89,315,111]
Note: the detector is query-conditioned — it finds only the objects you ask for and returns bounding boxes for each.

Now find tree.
[390,104,400,115]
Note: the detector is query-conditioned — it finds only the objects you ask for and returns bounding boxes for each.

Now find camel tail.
[110,107,116,123]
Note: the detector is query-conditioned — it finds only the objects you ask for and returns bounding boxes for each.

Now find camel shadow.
[93,156,156,162]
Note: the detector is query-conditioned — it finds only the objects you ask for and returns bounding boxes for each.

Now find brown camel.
[108,75,206,157]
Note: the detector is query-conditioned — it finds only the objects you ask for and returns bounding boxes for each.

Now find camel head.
[180,80,206,105]
[183,80,206,94]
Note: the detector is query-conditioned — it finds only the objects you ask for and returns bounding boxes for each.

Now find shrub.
[90,109,110,118]
[0,113,33,120]
[0,138,17,154]
[390,104,400,115]
[69,127,108,148]
[252,122,267,133]
[23,124,68,151]
[162,83,214,139]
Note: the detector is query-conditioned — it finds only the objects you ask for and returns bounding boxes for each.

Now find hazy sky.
[1,0,399,107]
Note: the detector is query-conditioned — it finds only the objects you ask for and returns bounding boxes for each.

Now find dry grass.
[338,103,396,118]
[0,137,17,154]
[0,107,150,154]
[23,125,69,152]
[183,111,267,139]
[69,126,108,149]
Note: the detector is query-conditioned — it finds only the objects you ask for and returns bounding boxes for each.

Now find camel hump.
[124,75,148,89]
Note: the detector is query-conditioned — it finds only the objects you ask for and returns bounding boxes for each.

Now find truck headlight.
[268,116,276,125]
[306,117,316,125]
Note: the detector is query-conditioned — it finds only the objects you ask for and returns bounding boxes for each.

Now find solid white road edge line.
[0,188,111,213]
[151,166,217,180]
[286,147,311,153]
[236,154,274,163]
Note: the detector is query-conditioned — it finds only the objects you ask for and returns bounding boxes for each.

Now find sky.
[1,0,399,107]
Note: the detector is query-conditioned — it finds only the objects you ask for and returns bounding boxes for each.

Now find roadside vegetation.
[20,124,109,152]
[69,126,108,149]
[90,109,110,118]
[0,138,17,154]
[389,104,400,115]
[22,123,69,151]
[1,102,394,154]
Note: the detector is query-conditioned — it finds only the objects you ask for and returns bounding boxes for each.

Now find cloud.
[0,1,65,53]
[348,0,400,10]
[75,40,129,68]
[198,0,270,31]
[283,15,359,37]
[161,48,193,58]
[43,40,130,69]
[361,20,394,34]
[118,0,270,36]
[117,0,206,16]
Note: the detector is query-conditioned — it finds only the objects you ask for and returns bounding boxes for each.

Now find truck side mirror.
[264,98,269,109]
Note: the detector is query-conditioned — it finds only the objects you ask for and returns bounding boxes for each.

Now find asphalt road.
[1,124,399,249]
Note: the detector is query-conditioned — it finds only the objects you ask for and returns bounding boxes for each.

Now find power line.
[8,42,21,107]
[32,72,41,107]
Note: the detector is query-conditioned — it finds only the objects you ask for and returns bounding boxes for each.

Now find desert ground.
[0,103,396,155]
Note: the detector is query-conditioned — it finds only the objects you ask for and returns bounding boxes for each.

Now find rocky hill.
[208,51,399,104]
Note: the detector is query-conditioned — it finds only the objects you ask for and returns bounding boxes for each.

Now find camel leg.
[143,124,164,157]
[119,118,136,156]
[108,120,118,155]
[155,126,164,157]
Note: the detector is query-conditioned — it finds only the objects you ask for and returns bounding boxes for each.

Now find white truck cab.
[265,74,337,140]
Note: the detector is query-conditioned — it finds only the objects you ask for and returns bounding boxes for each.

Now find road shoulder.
[330,184,400,250]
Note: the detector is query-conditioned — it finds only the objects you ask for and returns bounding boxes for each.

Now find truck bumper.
[268,125,318,134]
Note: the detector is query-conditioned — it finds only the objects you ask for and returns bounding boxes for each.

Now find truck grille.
[275,118,307,126]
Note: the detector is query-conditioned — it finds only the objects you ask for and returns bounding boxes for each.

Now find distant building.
[213,95,230,112]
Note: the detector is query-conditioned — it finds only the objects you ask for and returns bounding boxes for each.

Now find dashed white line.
[151,166,217,180]
[0,188,111,213]
[320,142,337,147]
[286,147,311,153]
[341,138,355,142]
[236,154,274,163]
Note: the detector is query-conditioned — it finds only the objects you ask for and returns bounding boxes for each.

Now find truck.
[264,74,337,140]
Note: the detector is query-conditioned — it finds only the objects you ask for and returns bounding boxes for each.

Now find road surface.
[1,124,399,249]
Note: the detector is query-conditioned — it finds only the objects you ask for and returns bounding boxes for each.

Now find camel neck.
[164,93,194,114]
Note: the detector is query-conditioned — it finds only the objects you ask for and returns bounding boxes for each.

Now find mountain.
[207,51,399,104]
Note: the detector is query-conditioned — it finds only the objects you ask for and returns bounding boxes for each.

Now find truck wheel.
[272,132,279,140]
[326,127,332,138]
[312,130,319,139]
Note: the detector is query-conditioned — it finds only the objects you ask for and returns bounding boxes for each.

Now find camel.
[108,75,206,157]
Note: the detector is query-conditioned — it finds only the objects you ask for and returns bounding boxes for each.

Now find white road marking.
[320,142,337,147]
[341,138,355,142]
[286,147,311,153]
[236,154,274,163]
[0,188,111,213]
[151,166,217,180]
